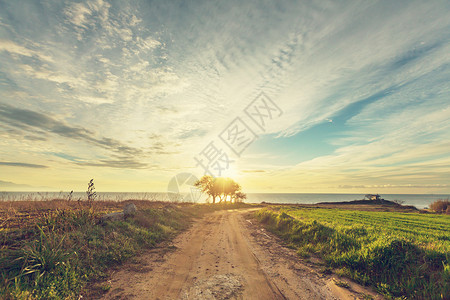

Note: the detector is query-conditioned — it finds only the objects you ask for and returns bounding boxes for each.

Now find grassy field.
[0,199,251,299]
[256,206,449,299]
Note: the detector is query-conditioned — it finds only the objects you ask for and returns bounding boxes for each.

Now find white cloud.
[77,96,113,105]
[64,0,110,30]
[0,39,53,62]
[64,2,92,29]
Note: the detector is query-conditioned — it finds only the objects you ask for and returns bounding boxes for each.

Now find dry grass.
[429,199,450,214]
[0,199,201,299]
[0,199,186,230]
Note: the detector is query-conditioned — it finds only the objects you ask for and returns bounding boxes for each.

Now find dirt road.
[100,209,377,299]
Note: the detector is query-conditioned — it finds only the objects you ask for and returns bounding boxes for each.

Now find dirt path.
[100,209,378,300]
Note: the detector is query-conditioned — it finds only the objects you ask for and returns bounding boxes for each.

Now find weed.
[20,226,70,278]
[86,179,97,205]
[333,278,350,288]
[360,293,374,300]
[0,201,194,299]
[297,246,311,258]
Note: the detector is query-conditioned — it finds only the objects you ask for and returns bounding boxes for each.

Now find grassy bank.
[0,200,251,299]
[256,207,449,299]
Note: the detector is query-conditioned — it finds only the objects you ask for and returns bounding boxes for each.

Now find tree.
[234,191,247,203]
[194,175,219,203]
[194,176,246,204]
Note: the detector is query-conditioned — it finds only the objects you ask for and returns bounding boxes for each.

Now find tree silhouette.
[194,176,246,204]
[234,191,247,203]
[194,175,219,203]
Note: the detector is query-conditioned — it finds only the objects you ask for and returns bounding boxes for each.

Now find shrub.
[429,199,449,213]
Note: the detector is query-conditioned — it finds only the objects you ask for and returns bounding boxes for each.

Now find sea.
[1,191,449,209]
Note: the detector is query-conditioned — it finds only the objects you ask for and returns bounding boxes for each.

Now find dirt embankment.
[98,209,379,300]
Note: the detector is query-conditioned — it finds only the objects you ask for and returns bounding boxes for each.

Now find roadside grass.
[256,207,449,299]
[0,200,253,299]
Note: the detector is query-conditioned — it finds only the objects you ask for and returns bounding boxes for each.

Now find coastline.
[1,191,449,209]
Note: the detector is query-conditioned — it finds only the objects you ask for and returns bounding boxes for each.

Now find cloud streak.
[0,102,144,156]
[76,159,149,169]
[0,162,47,168]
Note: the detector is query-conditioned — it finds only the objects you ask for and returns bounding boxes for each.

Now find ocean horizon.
[1,191,449,209]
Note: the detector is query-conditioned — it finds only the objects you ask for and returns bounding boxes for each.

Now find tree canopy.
[194,175,246,204]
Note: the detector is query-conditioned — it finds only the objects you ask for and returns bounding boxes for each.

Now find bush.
[429,199,449,213]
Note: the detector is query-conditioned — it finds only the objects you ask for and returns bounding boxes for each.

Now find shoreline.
[1,191,449,209]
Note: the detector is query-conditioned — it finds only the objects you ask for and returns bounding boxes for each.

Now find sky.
[0,0,449,194]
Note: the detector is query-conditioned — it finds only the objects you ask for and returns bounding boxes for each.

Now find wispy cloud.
[64,0,110,32]
[0,102,143,156]
[0,162,47,168]
[76,158,149,169]
[0,39,53,62]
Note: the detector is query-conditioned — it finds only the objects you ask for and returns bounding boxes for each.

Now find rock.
[123,203,137,216]
[182,274,243,299]
[100,203,137,223]
[101,211,124,222]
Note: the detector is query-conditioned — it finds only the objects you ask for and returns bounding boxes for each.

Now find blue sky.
[0,0,449,193]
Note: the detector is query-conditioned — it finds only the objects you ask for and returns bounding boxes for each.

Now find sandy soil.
[99,209,380,300]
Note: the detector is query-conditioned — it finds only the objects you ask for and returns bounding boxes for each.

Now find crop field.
[256,207,450,299]
[287,208,449,252]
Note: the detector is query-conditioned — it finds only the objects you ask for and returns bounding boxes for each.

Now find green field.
[256,207,450,299]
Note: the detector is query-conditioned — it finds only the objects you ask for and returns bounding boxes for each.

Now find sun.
[221,164,240,180]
